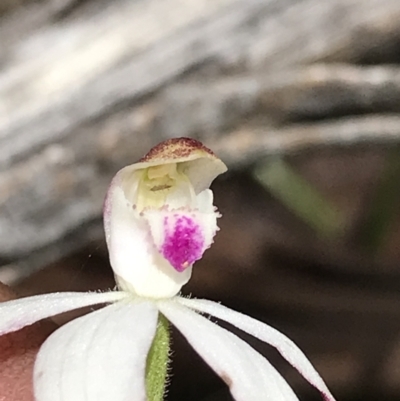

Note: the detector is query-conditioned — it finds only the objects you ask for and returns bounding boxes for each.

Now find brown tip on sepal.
[139,137,215,164]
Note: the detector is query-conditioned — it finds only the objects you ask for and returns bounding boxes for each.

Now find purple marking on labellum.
[161,214,204,272]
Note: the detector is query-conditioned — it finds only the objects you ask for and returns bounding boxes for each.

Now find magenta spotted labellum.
[160,213,205,272]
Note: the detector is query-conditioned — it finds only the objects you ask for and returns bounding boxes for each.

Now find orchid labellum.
[0,138,336,401]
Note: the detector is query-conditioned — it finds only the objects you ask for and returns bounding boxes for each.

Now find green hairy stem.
[145,313,171,401]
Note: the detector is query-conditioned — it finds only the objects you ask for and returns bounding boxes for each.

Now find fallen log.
[2,0,400,278]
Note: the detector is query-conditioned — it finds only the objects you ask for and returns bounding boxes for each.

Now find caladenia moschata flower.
[0,138,336,401]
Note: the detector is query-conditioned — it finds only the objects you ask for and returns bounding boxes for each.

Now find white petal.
[178,298,335,401]
[0,291,128,335]
[34,301,158,401]
[159,300,299,401]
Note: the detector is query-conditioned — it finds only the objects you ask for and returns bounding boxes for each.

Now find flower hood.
[104,137,227,298]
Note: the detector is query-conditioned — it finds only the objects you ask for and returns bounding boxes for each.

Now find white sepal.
[34,301,158,401]
[159,300,299,401]
[178,298,335,401]
[0,291,128,336]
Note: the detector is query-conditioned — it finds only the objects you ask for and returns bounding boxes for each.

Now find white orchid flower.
[0,138,335,401]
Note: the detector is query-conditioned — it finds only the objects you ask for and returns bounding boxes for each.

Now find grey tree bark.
[2,0,400,280]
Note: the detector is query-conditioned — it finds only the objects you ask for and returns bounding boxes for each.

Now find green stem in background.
[358,147,400,255]
[145,313,170,401]
[254,158,344,238]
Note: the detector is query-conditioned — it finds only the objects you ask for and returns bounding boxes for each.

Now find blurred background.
[2,0,400,399]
